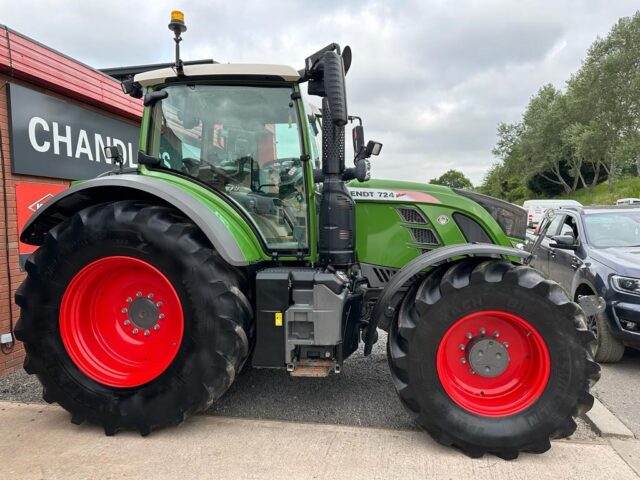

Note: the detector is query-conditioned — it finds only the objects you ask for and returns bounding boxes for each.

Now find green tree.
[567,13,640,191]
[482,122,531,202]
[429,169,473,189]
[482,12,640,200]
[519,85,575,193]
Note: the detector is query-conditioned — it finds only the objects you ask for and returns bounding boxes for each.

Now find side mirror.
[550,235,578,250]
[365,140,382,157]
[352,125,364,154]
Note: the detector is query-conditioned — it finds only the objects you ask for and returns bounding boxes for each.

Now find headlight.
[611,275,640,295]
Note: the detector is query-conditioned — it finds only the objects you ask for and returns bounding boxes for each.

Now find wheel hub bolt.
[147,293,154,299]
[121,308,128,314]
[503,342,509,348]
[159,313,165,320]
[132,328,139,334]
[136,291,142,297]
[465,332,472,339]
[153,324,160,331]
[479,327,486,335]
[144,330,150,336]
[156,302,163,308]
[493,331,500,338]
[459,344,465,351]
[126,297,132,303]
[124,320,131,326]
[460,358,467,364]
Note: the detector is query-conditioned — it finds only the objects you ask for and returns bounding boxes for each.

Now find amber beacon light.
[169,10,187,33]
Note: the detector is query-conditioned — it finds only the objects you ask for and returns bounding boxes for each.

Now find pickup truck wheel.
[15,201,252,435]
[387,258,600,459]
[587,311,625,363]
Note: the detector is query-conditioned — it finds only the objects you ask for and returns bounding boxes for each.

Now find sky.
[1,0,638,185]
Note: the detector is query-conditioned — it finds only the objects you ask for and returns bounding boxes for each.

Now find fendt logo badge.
[28,193,55,212]
[437,215,450,225]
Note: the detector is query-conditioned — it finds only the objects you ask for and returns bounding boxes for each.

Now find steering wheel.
[181,157,237,184]
[258,158,304,188]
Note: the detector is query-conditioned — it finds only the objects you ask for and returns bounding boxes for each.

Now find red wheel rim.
[436,310,550,417]
[60,256,184,388]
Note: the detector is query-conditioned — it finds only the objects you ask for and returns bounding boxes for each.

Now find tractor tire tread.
[15,200,252,436]
[388,258,600,459]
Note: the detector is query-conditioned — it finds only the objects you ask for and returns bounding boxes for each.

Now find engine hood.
[589,246,640,276]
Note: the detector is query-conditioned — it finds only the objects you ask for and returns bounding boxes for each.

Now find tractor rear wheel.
[15,201,252,435]
[387,258,600,459]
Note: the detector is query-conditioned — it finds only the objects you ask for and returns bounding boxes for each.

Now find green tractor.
[15,12,598,459]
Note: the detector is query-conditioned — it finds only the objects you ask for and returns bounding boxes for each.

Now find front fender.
[363,243,531,355]
[21,174,267,266]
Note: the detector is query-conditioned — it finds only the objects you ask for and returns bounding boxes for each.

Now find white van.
[523,199,582,227]
[615,198,640,206]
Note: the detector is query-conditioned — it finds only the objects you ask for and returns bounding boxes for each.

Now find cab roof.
[134,63,300,87]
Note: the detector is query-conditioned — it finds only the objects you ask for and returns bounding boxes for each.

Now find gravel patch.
[0,368,42,403]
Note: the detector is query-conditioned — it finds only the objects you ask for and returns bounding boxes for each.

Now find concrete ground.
[1,401,638,480]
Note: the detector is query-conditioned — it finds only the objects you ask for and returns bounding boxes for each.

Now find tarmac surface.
[593,348,640,437]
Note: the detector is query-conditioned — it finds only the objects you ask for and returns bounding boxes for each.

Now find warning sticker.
[16,183,68,265]
[274,312,283,327]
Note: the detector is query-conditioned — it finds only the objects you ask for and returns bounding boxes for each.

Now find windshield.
[148,84,308,250]
[583,211,640,248]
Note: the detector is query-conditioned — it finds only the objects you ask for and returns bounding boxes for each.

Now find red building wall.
[0,26,142,376]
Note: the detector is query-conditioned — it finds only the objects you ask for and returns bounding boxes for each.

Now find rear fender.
[21,174,266,266]
[363,243,531,355]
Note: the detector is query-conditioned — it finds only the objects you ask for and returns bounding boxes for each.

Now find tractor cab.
[129,29,378,262]
[139,71,311,251]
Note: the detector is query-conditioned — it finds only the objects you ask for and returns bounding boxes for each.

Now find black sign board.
[8,83,140,180]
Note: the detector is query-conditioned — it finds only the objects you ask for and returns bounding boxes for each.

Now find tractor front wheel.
[387,258,600,459]
[15,201,252,435]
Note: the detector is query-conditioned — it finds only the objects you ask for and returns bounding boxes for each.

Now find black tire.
[15,200,253,435]
[387,258,600,459]
[588,311,625,363]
